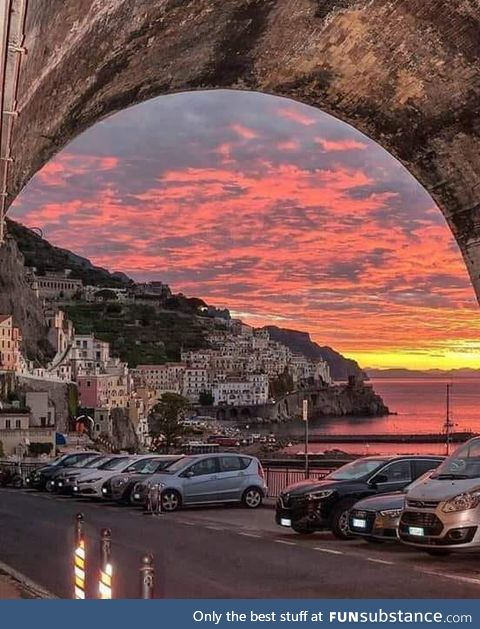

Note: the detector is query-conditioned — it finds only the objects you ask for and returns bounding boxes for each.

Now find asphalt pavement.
[1,488,480,599]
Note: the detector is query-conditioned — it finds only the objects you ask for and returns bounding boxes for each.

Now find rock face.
[3,0,480,302]
[110,407,139,451]
[0,236,52,363]
[265,326,365,381]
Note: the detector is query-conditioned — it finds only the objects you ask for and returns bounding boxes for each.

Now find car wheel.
[330,499,356,540]
[424,549,451,557]
[161,489,181,512]
[242,487,263,509]
[291,522,315,534]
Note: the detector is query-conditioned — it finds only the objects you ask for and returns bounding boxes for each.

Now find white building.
[212,374,269,407]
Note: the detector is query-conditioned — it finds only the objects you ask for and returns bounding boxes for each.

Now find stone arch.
[4,0,480,299]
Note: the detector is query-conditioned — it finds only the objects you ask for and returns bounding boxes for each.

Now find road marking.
[205,525,224,531]
[314,546,343,555]
[239,532,261,538]
[275,539,297,546]
[367,557,395,566]
[419,570,480,586]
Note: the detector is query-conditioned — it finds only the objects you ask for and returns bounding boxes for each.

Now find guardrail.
[0,459,45,480]
[263,466,330,497]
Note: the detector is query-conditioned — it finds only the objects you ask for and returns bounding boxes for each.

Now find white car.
[72,455,163,498]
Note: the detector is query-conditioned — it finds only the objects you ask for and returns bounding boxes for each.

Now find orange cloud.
[316,138,368,152]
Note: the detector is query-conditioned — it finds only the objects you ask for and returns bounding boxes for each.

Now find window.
[5,419,11,429]
[188,457,219,477]
[16,420,21,428]
[219,456,243,472]
[375,460,412,484]
[412,459,442,478]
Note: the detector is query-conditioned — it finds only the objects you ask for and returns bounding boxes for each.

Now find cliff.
[0,236,53,363]
[264,326,366,382]
[7,219,132,287]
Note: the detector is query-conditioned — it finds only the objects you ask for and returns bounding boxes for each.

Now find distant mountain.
[7,219,133,287]
[264,326,366,381]
[367,368,480,379]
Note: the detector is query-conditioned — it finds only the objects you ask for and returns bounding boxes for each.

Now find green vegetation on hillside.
[63,302,209,366]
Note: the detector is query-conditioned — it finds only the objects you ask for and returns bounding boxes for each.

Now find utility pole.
[444,383,454,456]
[303,399,309,479]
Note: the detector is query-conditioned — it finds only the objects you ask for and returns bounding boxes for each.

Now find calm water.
[276,377,480,456]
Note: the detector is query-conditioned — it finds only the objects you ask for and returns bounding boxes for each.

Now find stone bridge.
[2,1,480,299]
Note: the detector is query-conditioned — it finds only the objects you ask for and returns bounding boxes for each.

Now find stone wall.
[17,376,78,433]
[0,237,53,363]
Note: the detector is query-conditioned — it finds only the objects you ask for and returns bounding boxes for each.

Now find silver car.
[399,437,480,555]
[131,453,267,511]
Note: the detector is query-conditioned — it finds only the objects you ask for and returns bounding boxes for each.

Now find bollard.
[74,513,86,599]
[98,528,113,599]
[140,554,154,599]
[155,483,164,516]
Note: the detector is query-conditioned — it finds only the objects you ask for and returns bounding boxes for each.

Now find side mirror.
[182,470,194,478]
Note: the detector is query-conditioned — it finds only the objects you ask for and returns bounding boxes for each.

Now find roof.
[0,314,12,324]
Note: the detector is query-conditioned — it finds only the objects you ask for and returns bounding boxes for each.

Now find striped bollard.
[140,554,154,599]
[99,528,113,599]
[74,513,86,599]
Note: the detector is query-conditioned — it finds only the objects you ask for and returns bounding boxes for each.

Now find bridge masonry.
[1,0,480,358]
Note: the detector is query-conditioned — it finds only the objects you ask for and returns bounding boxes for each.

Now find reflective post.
[99,528,112,599]
[74,513,86,599]
[140,554,154,599]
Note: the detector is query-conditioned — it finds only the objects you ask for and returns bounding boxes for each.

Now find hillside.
[7,219,132,287]
[264,326,366,381]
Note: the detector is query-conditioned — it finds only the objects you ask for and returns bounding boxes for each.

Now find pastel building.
[0,315,22,372]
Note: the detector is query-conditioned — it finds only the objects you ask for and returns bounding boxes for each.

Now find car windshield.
[72,455,100,468]
[139,458,178,474]
[159,456,193,474]
[99,457,130,471]
[431,439,480,479]
[328,458,388,481]
[84,456,111,469]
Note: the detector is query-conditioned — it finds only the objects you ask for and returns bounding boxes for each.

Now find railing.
[263,466,330,498]
[0,459,45,481]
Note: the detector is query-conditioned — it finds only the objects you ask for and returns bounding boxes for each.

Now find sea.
[272,376,480,456]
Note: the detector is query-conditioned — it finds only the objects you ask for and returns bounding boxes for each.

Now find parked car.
[349,459,444,542]
[103,456,181,503]
[131,453,267,511]
[399,437,480,555]
[25,452,98,491]
[51,455,119,494]
[72,455,166,499]
[276,455,444,539]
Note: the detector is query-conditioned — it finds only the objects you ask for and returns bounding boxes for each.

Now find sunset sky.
[10,90,480,370]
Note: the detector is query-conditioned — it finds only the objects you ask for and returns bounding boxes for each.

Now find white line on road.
[239,532,261,538]
[367,557,395,566]
[419,570,480,586]
[275,540,297,546]
[314,547,343,555]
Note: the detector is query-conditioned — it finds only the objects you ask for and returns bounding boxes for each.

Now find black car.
[276,456,444,539]
[348,461,443,542]
[25,452,98,491]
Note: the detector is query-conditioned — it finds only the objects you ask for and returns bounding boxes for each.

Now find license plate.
[280,518,291,527]
[408,526,425,536]
[352,518,367,529]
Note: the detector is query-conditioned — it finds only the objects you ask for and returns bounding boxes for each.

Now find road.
[1,488,480,599]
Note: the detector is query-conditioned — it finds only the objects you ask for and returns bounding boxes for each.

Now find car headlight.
[306,490,334,500]
[442,491,480,513]
[379,508,403,518]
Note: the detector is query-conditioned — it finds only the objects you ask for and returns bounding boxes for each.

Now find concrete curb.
[0,560,58,599]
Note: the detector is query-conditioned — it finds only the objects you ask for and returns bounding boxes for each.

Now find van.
[399,436,480,555]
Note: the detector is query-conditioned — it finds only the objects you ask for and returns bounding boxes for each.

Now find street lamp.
[302,399,309,479]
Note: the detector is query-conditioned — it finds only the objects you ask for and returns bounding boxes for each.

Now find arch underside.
[6,0,480,300]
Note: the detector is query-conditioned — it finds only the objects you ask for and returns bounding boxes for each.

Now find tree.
[147,393,190,453]
[198,390,214,406]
